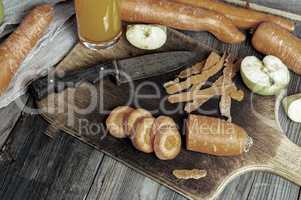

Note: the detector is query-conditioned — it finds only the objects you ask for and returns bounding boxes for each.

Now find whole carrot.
[173,0,295,31]
[0,4,54,95]
[252,23,301,75]
[120,0,245,44]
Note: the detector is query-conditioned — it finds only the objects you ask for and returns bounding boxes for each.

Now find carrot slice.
[131,117,156,153]
[126,108,152,137]
[153,116,182,160]
[106,106,134,138]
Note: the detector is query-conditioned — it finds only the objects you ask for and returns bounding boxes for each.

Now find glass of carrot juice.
[74,0,122,50]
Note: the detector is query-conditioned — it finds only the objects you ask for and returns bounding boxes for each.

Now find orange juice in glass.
[74,0,122,50]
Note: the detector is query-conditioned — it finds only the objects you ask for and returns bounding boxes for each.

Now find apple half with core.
[241,55,290,96]
[126,24,167,50]
[282,94,301,123]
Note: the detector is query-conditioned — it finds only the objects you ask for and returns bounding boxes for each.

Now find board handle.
[268,136,301,186]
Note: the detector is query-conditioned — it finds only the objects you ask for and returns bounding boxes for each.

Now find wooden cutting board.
[35,27,301,200]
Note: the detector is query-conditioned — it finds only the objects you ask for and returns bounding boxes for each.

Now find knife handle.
[29,62,115,101]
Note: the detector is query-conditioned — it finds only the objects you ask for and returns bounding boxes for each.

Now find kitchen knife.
[30,51,198,100]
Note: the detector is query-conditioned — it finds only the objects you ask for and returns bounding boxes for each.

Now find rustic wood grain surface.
[0,95,28,149]
[0,0,301,200]
[35,31,301,199]
[0,95,300,200]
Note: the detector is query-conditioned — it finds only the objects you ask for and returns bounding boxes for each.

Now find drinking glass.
[74,0,122,50]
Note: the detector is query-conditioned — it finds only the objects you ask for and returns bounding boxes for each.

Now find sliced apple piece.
[282,93,301,123]
[106,106,134,138]
[131,117,156,153]
[126,24,167,50]
[241,55,290,96]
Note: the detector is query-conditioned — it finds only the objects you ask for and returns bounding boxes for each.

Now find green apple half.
[126,24,167,50]
[0,0,4,24]
[241,55,290,96]
[282,94,301,123]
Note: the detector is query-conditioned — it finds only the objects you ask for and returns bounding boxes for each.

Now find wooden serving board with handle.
[35,26,301,200]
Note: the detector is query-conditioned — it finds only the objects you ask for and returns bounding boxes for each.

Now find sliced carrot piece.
[106,106,134,138]
[126,108,152,136]
[131,117,156,153]
[153,116,182,160]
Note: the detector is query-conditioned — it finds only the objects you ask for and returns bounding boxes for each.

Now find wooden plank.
[35,11,301,200]
[225,0,301,21]
[0,97,299,200]
[85,155,259,200]
[86,156,145,200]
[0,95,28,150]
[44,147,103,200]
[37,37,301,200]
[218,73,301,200]
[1,2,301,200]
[85,155,184,200]
[230,72,301,200]
[0,106,104,200]
[245,74,301,200]
[184,17,301,200]
[84,2,301,200]
[217,173,256,200]
[249,0,301,15]
[55,29,210,74]
[247,172,300,200]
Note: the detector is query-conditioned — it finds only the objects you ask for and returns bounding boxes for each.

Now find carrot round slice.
[106,106,134,138]
[153,116,181,160]
[152,116,177,133]
[131,117,156,153]
[126,108,152,136]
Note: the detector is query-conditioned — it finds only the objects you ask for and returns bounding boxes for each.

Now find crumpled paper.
[0,0,77,108]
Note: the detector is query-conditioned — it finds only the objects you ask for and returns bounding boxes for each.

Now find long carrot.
[120,0,245,44]
[173,0,295,31]
[252,22,301,75]
[0,4,54,95]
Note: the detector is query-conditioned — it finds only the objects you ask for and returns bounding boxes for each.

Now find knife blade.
[30,51,198,100]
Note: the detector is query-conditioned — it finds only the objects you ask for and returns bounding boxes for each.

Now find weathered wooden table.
[1,95,301,200]
[1,0,301,200]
